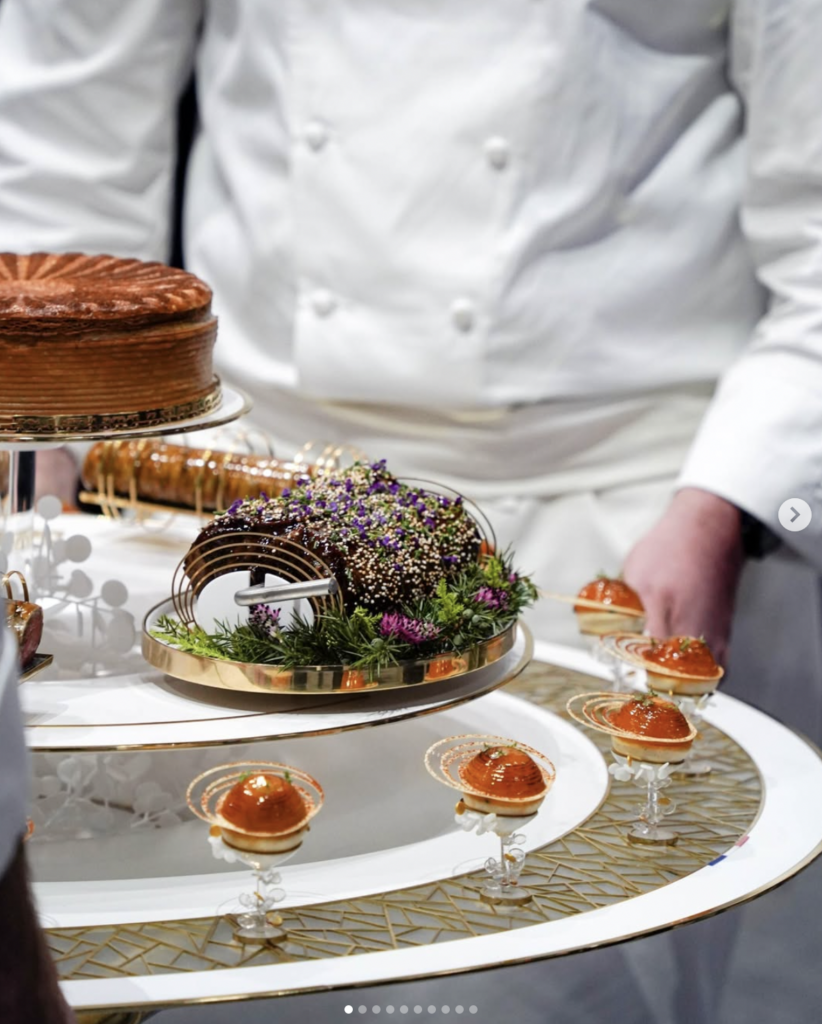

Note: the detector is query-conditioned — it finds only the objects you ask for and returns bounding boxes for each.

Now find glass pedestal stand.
[609,754,679,846]
[208,830,293,945]
[455,804,533,906]
[668,694,714,776]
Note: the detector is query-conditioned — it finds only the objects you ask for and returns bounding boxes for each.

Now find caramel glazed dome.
[0,252,220,434]
[187,460,482,613]
[460,746,548,816]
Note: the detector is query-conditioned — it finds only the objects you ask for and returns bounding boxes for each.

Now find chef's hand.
[622,487,745,665]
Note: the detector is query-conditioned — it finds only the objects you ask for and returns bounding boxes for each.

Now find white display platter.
[32,688,607,927]
[55,644,822,1014]
[23,628,530,750]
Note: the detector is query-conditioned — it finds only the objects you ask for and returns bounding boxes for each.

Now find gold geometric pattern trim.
[49,662,761,984]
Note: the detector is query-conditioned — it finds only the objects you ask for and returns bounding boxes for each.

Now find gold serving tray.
[142,599,517,694]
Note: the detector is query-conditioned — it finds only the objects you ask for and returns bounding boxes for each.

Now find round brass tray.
[142,598,517,694]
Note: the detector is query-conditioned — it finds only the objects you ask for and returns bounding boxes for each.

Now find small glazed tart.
[567,692,697,764]
[426,734,556,817]
[187,761,323,855]
[573,578,645,636]
[603,634,724,695]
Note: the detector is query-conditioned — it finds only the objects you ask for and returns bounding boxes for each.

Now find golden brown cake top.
[218,772,307,835]
[0,253,213,334]
[460,746,548,800]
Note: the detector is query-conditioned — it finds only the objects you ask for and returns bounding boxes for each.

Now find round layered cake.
[0,252,221,435]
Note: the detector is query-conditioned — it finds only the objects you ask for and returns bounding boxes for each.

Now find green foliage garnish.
[151,553,537,673]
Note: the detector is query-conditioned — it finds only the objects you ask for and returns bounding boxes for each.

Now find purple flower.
[260,491,269,502]
[379,613,440,645]
[250,604,281,637]
[281,488,291,498]
[475,586,509,611]
[227,499,243,515]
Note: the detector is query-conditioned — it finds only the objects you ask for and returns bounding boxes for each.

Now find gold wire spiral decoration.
[172,530,344,630]
[565,692,698,746]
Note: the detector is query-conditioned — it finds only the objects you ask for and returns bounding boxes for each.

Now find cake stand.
[0,385,250,591]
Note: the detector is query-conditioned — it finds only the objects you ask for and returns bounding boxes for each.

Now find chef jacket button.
[311,289,337,317]
[305,120,329,151]
[484,136,510,170]
[451,298,476,332]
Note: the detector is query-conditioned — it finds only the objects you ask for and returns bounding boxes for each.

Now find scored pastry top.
[0,253,213,332]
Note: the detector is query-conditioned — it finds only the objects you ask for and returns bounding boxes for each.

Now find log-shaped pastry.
[82,440,304,512]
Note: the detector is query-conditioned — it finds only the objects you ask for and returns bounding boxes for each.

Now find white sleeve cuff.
[677,352,822,567]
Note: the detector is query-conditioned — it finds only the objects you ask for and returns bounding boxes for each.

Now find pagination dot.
[456,1009,464,1016]
[469,1008,478,1015]
[344,1008,353,1016]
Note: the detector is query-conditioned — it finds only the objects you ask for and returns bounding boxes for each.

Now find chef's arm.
[675,0,822,567]
[0,0,203,260]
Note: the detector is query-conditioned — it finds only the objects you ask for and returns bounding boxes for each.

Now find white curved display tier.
[31,689,607,927]
[23,626,531,750]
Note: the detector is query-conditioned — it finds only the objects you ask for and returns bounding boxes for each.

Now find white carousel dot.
[442,1009,451,1016]
[400,1009,409,1016]
[100,579,129,608]
[67,569,93,598]
[36,495,63,521]
[414,1009,423,1016]
[373,1008,381,1015]
[455,1009,464,1016]
[65,534,92,562]
[345,1009,353,1016]
[428,1008,436,1015]
[469,1009,478,1015]
[358,1008,367,1015]
[386,1009,395,1016]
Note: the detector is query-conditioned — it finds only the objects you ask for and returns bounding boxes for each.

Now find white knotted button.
[451,298,476,332]
[311,289,337,317]
[304,120,329,151]
[484,136,510,170]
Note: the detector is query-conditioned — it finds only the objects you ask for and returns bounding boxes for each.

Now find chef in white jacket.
[1,2,822,1022]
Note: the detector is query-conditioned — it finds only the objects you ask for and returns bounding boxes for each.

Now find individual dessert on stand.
[187,761,324,943]
[459,744,549,816]
[0,253,221,435]
[425,734,556,904]
[217,771,311,853]
[147,459,538,691]
[567,692,697,845]
[573,576,645,636]
[599,633,724,774]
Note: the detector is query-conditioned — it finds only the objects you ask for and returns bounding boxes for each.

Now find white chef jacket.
[0,0,821,563]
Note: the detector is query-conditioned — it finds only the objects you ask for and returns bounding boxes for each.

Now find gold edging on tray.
[28,625,533,751]
[142,601,517,694]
